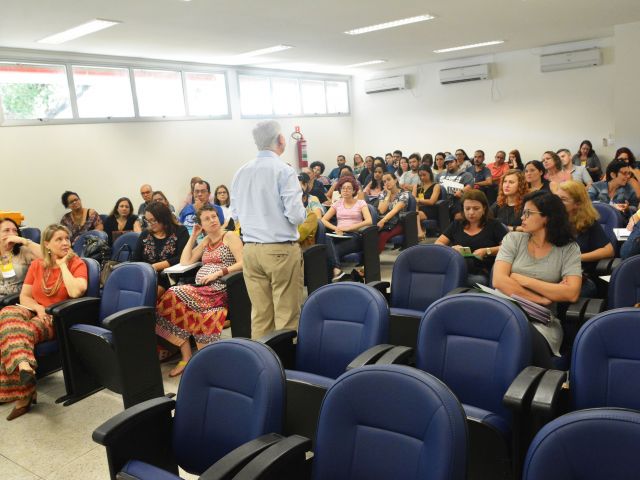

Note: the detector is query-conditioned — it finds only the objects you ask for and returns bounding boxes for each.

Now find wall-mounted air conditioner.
[439,64,490,85]
[540,48,602,73]
[364,75,408,94]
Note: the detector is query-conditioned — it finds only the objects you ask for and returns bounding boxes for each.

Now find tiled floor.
[1,248,403,479]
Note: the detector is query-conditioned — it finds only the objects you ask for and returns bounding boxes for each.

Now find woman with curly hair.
[491,169,527,230]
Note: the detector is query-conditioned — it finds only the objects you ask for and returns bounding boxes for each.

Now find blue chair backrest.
[98,262,156,322]
[73,230,108,255]
[571,308,640,411]
[523,408,640,480]
[315,220,326,244]
[608,256,640,308]
[405,193,416,212]
[295,282,389,379]
[111,232,140,261]
[368,203,379,224]
[390,244,467,310]
[593,202,624,233]
[172,338,285,474]
[21,227,41,243]
[99,214,108,225]
[313,365,467,480]
[82,258,101,298]
[416,293,531,421]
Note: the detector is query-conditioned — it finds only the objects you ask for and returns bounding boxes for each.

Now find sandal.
[169,360,189,378]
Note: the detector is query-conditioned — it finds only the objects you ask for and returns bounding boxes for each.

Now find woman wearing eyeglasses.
[493,191,582,368]
[587,159,638,218]
[132,202,189,296]
[60,191,104,245]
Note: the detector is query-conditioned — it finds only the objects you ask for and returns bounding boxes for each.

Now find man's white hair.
[252,120,282,151]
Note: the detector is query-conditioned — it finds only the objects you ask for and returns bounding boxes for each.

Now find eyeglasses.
[68,198,80,204]
[521,209,543,219]
[193,189,209,195]
[145,218,158,225]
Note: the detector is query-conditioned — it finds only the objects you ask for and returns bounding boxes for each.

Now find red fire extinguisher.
[292,126,308,168]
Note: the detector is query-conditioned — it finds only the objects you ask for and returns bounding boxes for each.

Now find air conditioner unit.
[364,75,408,94]
[540,48,602,73]
[439,64,490,85]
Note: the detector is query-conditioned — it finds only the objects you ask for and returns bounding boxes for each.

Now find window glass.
[184,71,228,116]
[271,77,301,116]
[326,81,349,114]
[72,65,134,117]
[133,68,185,116]
[0,62,72,120]
[301,79,327,115]
[239,75,272,116]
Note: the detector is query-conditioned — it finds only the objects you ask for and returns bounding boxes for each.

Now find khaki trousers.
[243,242,304,339]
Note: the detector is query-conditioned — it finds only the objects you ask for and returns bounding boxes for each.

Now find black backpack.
[82,236,111,266]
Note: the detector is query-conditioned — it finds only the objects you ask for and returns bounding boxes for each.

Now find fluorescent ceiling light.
[434,40,504,53]
[236,45,293,58]
[345,14,435,35]
[346,59,387,68]
[38,19,121,44]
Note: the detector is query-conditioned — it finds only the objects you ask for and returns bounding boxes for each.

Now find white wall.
[614,21,640,155]
[352,38,617,164]
[0,70,353,228]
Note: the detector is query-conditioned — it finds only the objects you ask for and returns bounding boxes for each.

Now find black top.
[442,219,508,272]
[576,221,612,273]
[103,215,138,245]
[490,203,522,229]
[133,225,189,290]
[310,179,328,203]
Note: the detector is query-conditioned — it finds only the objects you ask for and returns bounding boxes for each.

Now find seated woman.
[0,218,42,300]
[524,160,552,193]
[557,181,614,297]
[0,224,87,420]
[508,149,524,170]
[133,202,189,296]
[433,152,447,178]
[310,161,331,187]
[298,173,324,247]
[353,153,365,176]
[325,166,363,203]
[214,184,232,228]
[59,191,103,245]
[413,165,441,240]
[156,206,242,377]
[588,159,638,218]
[377,172,410,253]
[493,191,582,368]
[363,164,385,202]
[357,156,375,186]
[491,169,527,231]
[103,197,142,245]
[542,151,571,186]
[436,190,508,286]
[321,176,373,282]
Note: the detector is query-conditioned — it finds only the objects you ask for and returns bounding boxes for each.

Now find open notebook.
[475,284,552,325]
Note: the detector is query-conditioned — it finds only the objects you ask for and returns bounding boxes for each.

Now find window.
[239,75,272,116]
[326,81,349,114]
[301,80,327,115]
[72,65,134,118]
[133,68,185,117]
[184,71,228,117]
[0,62,72,120]
[271,77,301,116]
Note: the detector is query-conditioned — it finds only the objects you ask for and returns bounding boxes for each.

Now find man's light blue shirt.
[231,150,306,243]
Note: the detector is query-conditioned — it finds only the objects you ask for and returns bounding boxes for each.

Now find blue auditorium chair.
[531,308,640,435]
[370,243,467,348]
[50,262,161,408]
[593,202,624,255]
[110,231,140,261]
[390,194,419,250]
[260,282,390,444]
[414,293,544,479]
[92,338,286,480]
[607,254,640,308]
[21,227,41,243]
[232,365,468,480]
[339,204,381,282]
[302,220,328,295]
[421,186,451,236]
[523,408,640,480]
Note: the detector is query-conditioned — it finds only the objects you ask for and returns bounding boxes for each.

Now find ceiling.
[1,0,640,74]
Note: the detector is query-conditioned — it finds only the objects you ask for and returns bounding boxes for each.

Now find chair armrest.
[367,281,390,301]
[359,225,380,282]
[595,258,616,276]
[93,396,176,446]
[199,433,285,480]
[531,369,568,422]
[503,366,547,413]
[221,272,252,339]
[234,435,312,480]
[346,344,395,370]
[357,225,377,236]
[221,270,243,287]
[375,345,415,366]
[1,293,19,307]
[47,296,101,318]
[565,297,589,325]
[259,329,297,369]
[583,298,606,321]
[102,306,156,332]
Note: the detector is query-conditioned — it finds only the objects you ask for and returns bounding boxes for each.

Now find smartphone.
[459,246,472,256]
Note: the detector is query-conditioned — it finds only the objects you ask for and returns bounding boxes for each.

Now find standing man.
[231,121,306,339]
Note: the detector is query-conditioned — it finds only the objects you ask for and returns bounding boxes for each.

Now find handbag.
[100,244,131,287]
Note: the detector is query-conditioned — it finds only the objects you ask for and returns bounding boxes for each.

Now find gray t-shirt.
[399,171,420,187]
[496,232,582,355]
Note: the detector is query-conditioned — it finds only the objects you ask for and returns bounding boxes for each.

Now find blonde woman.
[0,225,87,420]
